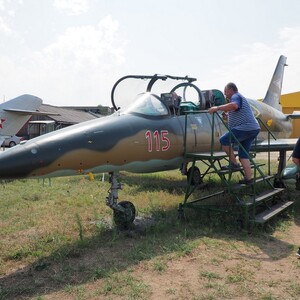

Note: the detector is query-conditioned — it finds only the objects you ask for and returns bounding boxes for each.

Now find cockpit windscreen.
[124,93,169,116]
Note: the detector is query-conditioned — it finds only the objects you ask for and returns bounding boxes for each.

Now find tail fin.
[0,94,42,136]
[262,55,287,110]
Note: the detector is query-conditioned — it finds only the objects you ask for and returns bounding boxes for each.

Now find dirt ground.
[137,223,300,300]
[3,212,299,300]
[37,214,300,300]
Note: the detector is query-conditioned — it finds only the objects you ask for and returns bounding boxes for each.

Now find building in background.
[280,92,300,138]
[17,104,112,139]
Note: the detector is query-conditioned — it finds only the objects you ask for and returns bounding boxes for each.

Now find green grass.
[0,162,299,300]
[201,271,222,280]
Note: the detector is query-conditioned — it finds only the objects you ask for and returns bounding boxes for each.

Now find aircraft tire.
[187,166,202,185]
[113,201,136,229]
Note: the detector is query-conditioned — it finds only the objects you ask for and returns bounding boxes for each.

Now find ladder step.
[244,188,284,205]
[254,201,294,224]
[185,151,230,160]
[231,175,274,191]
[218,163,265,175]
[254,188,284,203]
[253,175,274,183]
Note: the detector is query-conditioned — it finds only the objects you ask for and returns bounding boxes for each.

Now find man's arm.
[208,102,239,114]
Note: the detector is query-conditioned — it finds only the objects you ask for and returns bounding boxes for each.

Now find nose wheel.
[113,201,136,228]
[106,172,136,228]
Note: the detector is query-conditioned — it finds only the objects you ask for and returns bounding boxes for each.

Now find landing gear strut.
[106,172,136,228]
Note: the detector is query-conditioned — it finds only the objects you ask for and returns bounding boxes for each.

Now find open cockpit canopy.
[111,74,225,117]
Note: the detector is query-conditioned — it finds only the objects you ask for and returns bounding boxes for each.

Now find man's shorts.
[220,128,260,159]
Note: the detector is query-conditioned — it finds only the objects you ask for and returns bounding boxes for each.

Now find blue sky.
[0,0,300,107]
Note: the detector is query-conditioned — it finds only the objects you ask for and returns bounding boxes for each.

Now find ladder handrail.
[256,117,277,176]
[183,110,275,192]
[183,111,276,179]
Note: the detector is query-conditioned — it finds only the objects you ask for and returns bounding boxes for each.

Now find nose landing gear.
[106,172,136,228]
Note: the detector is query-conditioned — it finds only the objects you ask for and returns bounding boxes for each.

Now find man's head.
[224,82,238,100]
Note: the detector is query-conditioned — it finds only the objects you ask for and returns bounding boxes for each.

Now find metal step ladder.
[179,112,293,228]
[179,151,293,228]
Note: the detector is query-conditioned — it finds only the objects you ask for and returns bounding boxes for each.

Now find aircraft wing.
[3,108,60,116]
[252,138,298,152]
[286,111,300,119]
[0,94,44,136]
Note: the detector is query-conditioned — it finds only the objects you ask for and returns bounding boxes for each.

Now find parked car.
[1,135,25,147]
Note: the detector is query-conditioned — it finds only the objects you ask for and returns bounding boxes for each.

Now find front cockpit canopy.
[124,93,169,116]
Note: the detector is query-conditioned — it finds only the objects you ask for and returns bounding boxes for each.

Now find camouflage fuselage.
[0,111,216,178]
[0,97,292,180]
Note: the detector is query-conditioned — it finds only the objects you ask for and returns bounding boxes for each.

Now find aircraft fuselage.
[0,96,292,180]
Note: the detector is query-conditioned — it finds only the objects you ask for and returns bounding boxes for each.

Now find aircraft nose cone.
[0,145,34,179]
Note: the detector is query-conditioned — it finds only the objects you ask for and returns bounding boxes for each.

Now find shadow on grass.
[0,195,298,300]
[119,172,188,194]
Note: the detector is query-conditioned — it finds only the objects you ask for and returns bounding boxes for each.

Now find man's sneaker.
[296,247,300,258]
[221,163,241,171]
[239,178,254,185]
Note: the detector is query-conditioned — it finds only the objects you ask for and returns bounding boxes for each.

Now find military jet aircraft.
[0,94,45,146]
[0,55,296,227]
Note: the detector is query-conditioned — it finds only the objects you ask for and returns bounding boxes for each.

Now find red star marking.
[0,118,6,129]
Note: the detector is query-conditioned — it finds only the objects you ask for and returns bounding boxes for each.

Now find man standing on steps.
[209,82,260,185]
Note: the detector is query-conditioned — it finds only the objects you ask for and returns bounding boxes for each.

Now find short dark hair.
[225,82,238,92]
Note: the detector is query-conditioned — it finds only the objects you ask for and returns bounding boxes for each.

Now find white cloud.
[0,0,18,13]
[1,5,299,109]
[0,0,6,11]
[201,27,300,99]
[0,16,12,35]
[0,0,19,36]
[36,15,126,71]
[7,9,15,17]
[278,27,300,95]
[10,15,128,106]
[53,0,88,15]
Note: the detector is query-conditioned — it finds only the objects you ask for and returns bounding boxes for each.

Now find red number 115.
[145,130,170,152]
